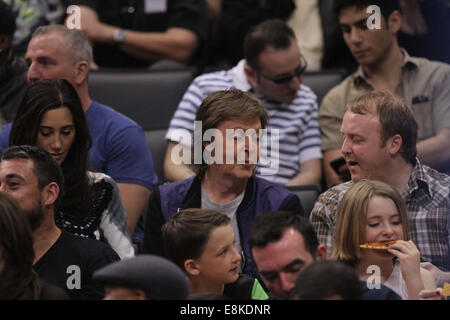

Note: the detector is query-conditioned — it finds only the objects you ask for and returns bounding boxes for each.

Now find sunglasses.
[258,55,308,85]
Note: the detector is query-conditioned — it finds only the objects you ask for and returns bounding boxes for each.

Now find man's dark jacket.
[143,175,304,277]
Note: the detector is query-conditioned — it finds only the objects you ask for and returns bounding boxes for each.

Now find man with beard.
[0,145,120,300]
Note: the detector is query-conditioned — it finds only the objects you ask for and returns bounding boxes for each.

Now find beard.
[24,200,45,231]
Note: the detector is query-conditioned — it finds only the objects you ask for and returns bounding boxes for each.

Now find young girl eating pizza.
[330,179,436,299]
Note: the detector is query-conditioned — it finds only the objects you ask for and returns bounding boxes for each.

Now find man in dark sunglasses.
[259,55,308,85]
[164,19,322,188]
[247,53,308,103]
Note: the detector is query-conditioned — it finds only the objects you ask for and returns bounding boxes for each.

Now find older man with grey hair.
[0,25,158,237]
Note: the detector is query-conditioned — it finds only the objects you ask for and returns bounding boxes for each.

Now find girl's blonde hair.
[330,180,409,265]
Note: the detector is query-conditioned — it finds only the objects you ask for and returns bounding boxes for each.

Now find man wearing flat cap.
[93,254,189,300]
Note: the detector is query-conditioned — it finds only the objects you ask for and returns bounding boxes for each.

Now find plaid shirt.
[310,159,450,271]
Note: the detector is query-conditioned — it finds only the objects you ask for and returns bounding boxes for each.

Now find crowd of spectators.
[0,0,449,301]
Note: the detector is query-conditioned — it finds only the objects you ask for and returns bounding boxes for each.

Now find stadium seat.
[303,70,346,105]
[88,69,196,182]
[88,69,195,130]
[144,129,168,183]
[285,184,322,218]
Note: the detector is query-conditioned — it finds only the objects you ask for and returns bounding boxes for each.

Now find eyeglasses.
[258,55,308,85]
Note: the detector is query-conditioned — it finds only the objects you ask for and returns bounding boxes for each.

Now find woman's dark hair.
[9,78,92,212]
[0,192,40,299]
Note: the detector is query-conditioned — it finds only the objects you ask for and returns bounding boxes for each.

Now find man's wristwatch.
[113,28,126,44]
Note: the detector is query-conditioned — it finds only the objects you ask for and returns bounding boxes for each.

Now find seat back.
[88,69,195,182]
[303,70,346,105]
[144,129,168,183]
[88,69,194,130]
[285,184,322,218]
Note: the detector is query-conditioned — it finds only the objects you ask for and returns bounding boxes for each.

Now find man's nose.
[341,137,351,155]
[350,27,363,45]
[27,63,41,86]
[279,272,295,294]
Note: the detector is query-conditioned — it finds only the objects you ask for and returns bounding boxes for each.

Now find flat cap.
[93,254,189,300]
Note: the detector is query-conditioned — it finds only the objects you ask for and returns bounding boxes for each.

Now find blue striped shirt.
[167,60,322,185]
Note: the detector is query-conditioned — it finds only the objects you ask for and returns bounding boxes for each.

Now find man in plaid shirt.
[310,90,449,272]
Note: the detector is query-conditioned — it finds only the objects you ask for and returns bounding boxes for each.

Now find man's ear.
[74,60,89,85]
[244,64,257,88]
[316,244,327,261]
[184,259,200,277]
[42,182,59,207]
[387,134,403,156]
[387,10,402,34]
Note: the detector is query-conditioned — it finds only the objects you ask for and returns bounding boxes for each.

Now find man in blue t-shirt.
[0,25,158,235]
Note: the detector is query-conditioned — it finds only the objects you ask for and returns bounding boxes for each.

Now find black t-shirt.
[67,0,208,67]
[38,280,70,300]
[33,230,120,300]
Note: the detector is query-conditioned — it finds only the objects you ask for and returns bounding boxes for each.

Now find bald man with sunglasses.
[164,19,322,187]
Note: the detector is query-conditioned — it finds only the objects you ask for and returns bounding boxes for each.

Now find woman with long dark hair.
[9,78,133,259]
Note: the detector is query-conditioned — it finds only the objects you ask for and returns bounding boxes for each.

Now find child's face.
[195,224,241,286]
[364,195,404,245]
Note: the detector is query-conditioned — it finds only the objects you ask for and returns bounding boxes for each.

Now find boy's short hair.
[162,208,230,270]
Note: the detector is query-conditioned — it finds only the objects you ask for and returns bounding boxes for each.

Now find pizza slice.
[442,283,450,297]
[359,240,399,250]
